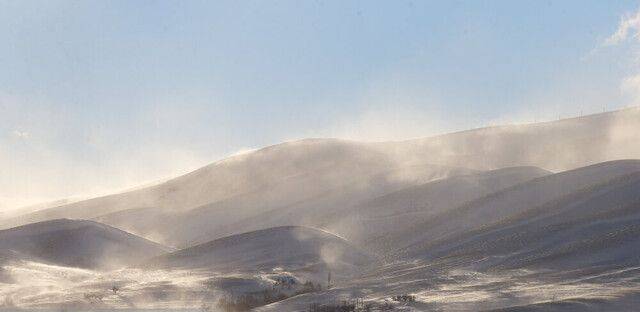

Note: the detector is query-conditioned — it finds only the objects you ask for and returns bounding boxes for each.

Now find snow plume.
[376,107,640,172]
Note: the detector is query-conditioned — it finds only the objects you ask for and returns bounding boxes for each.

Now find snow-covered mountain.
[5,108,640,249]
[2,108,640,311]
[2,139,474,246]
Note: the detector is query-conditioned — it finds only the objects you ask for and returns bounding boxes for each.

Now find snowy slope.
[0,219,170,270]
[2,139,474,246]
[393,159,640,257]
[324,166,550,252]
[146,163,475,247]
[255,169,640,311]
[408,171,640,271]
[147,226,372,273]
[258,161,640,311]
[3,108,640,249]
[376,107,640,172]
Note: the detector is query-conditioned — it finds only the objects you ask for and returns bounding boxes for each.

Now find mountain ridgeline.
[2,108,640,311]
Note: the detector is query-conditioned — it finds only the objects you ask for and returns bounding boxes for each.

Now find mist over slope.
[148,226,372,273]
[406,167,640,271]
[391,159,640,257]
[377,107,640,171]
[97,162,473,247]
[260,160,640,311]
[1,109,640,311]
[0,219,169,270]
[4,109,640,248]
[1,139,474,244]
[325,166,550,252]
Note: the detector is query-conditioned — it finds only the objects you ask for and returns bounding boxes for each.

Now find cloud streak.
[605,8,640,46]
[601,7,640,105]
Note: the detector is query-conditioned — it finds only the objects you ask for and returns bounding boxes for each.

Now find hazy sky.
[2,0,640,209]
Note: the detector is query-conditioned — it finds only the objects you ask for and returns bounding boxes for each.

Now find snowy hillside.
[4,108,640,246]
[147,226,372,274]
[1,109,640,311]
[0,219,169,270]
[325,166,550,252]
[393,159,640,257]
[407,170,640,271]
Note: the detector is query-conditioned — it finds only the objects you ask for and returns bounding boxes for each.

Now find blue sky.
[1,0,640,208]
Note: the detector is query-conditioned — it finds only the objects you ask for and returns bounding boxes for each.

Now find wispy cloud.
[601,7,640,105]
[583,10,640,60]
[605,8,640,46]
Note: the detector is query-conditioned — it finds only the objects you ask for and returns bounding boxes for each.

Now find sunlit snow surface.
[255,260,640,312]
[3,259,640,311]
[0,261,206,309]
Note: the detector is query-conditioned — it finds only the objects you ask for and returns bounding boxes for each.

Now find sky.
[2,0,640,210]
